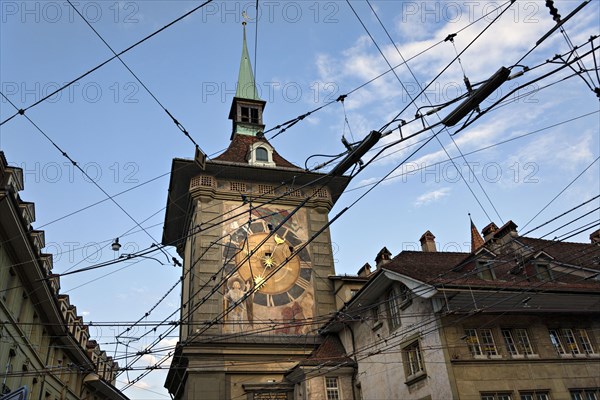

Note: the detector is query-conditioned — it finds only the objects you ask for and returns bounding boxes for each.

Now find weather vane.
[242,10,255,25]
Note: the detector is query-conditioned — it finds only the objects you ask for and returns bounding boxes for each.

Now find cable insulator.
[545,0,561,23]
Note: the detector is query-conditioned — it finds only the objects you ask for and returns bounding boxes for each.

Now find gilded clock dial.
[236,232,301,295]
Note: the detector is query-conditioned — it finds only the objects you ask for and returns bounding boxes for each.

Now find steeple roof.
[470,214,484,252]
[236,22,261,101]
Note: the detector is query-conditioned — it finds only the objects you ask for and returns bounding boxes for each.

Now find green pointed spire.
[236,22,261,101]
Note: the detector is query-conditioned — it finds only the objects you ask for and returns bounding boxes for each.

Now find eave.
[162,158,351,251]
[439,287,600,314]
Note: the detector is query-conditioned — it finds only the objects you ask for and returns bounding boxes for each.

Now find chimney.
[590,229,600,244]
[419,231,437,252]
[494,220,518,241]
[375,247,392,269]
[357,263,372,277]
[482,222,498,242]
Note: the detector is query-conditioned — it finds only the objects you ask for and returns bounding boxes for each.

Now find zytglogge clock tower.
[163,24,349,400]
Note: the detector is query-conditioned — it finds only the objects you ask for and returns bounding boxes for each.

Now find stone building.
[0,152,128,400]
[325,221,600,400]
[163,24,350,400]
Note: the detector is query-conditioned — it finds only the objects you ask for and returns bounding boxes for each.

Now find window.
[248,142,275,167]
[549,329,596,355]
[570,389,599,400]
[255,147,268,162]
[477,261,495,280]
[577,329,595,354]
[370,304,382,330]
[387,289,401,329]
[325,377,340,400]
[402,340,425,378]
[549,330,565,354]
[399,284,412,308]
[240,106,259,124]
[481,392,512,400]
[371,305,379,322]
[501,328,534,356]
[349,289,359,298]
[535,264,553,281]
[465,329,482,356]
[480,329,498,355]
[562,329,580,354]
[520,391,550,400]
[465,329,498,356]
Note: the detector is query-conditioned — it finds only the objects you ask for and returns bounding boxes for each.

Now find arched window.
[255,147,269,162]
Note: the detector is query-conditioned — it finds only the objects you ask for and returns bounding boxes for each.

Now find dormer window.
[241,106,260,124]
[248,142,275,167]
[477,261,495,280]
[535,263,553,281]
[255,147,268,162]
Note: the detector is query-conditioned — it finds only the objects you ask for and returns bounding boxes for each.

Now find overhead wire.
[347,110,599,193]
[0,92,174,271]
[3,0,596,390]
[361,0,504,224]
[0,0,216,127]
[521,155,599,231]
[66,0,202,149]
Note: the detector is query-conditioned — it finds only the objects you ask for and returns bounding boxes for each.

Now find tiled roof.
[213,134,301,170]
[383,251,470,282]
[299,334,354,366]
[517,236,599,269]
[382,235,600,292]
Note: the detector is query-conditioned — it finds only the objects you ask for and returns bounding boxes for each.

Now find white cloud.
[414,187,451,206]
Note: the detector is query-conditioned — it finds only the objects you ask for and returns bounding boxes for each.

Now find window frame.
[569,388,599,400]
[465,328,482,356]
[248,142,275,167]
[479,329,498,356]
[239,105,260,124]
[465,328,499,357]
[535,263,553,281]
[255,146,269,162]
[519,391,550,400]
[477,261,496,280]
[549,328,596,356]
[577,329,595,354]
[402,339,426,382]
[481,392,513,400]
[386,288,402,330]
[549,329,565,354]
[501,328,535,356]
[324,376,340,400]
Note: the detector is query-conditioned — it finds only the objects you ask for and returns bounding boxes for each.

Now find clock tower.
[163,24,350,400]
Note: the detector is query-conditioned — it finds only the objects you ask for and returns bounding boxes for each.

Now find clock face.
[236,232,301,295]
[221,203,315,335]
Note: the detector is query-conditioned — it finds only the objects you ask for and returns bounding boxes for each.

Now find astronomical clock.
[221,202,314,335]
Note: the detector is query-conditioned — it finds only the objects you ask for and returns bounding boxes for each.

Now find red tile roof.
[299,334,354,366]
[213,134,301,170]
[382,235,600,292]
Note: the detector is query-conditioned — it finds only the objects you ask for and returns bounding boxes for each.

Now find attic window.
[248,142,275,167]
[241,106,259,124]
[255,147,268,162]
[535,263,553,281]
[476,261,495,281]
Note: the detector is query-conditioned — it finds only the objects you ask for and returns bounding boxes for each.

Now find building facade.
[0,152,128,400]
[163,24,350,400]
[326,221,600,400]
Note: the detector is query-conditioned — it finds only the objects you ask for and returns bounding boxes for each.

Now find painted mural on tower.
[220,201,315,335]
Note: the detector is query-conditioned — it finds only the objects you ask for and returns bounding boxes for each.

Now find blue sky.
[1,1,599,398]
